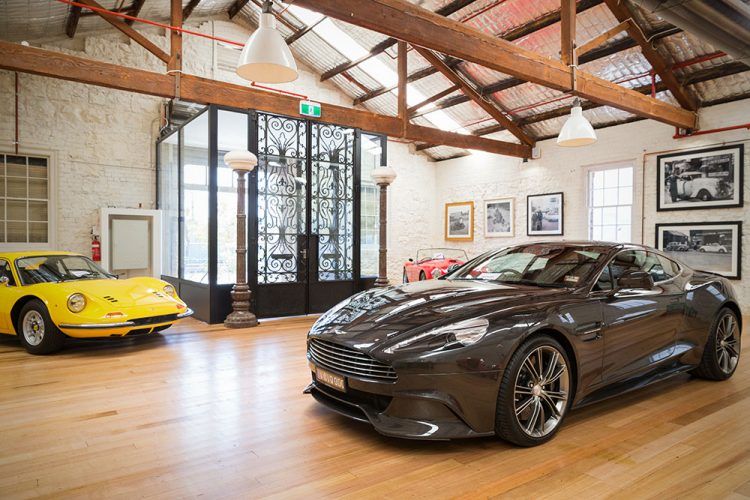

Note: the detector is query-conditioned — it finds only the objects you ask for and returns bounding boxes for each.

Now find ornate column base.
[374,277,389,287]
[224,284,258,328]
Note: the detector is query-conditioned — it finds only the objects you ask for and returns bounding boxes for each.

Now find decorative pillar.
[224,150,259,328]
[370,165,397,287]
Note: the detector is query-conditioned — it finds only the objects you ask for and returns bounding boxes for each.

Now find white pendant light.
[236,0,298,84]
[556,98,597,147]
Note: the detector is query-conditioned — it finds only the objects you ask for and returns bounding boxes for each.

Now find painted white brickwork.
[436,100,750,305]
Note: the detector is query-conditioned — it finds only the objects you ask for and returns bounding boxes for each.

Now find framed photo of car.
[655,221,742,279]
[445,201,474,241]
[527,192,563,236]
[657,144,743,211]
[484,198,514,237]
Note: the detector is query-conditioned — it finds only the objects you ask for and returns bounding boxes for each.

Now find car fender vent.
[103,295,118,303]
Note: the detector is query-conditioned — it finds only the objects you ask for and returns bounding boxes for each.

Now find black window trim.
[589,247,683,293]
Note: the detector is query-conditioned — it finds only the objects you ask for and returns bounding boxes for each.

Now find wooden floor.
[1,316,749,499]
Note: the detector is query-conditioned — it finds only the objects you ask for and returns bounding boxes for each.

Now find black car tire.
[419,271,426,281]
[697,189,712,201]
[692,308,741,381]
[16,299,66,355]
[495,335,572,447]
[403,269,409,284]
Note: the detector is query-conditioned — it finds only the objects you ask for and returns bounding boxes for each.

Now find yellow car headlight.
[67,293,86,313]
[163,284,176,297]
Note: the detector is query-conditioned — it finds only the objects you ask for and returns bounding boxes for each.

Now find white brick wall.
[435,99,750,306]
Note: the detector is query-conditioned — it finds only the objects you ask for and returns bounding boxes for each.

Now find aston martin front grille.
[308,339,397,381]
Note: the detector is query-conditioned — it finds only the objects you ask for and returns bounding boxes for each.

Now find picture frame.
[527,192,563,236]
[656,144,744,211]
[445,201,474,241]
[484,198,514,237]
[655,221,742,279]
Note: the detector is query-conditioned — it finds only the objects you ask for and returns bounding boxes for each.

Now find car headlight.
[67,293,86,313]
[163,284,177,297]
[384,317,489,353]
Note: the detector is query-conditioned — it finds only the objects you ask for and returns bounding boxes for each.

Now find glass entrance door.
[253,113,358,317]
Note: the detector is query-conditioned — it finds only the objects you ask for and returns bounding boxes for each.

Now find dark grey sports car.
[304,242,742,446]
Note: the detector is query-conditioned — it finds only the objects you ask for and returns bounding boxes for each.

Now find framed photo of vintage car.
[527,192,563,236]
[484,198,514,237]
[445,201,474,241]
[657,144,744,211]
[655,221,742,279]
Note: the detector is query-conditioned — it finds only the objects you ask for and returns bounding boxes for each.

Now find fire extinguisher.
[91,235,101,263]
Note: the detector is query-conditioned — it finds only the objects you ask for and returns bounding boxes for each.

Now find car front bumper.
[304,357,502,440]
[57,308,193,337]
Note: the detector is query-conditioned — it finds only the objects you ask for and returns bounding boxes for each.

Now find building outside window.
[587,163,634,243]
[0,153,51,247]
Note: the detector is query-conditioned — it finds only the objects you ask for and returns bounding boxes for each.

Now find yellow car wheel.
[17,300,65,355]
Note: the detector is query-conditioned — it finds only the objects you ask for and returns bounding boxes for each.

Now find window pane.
[181,112,209,284]
[6,155,26,177]
[7,177,26,198]
[217,110,248,285]
[616,224,630,243]
[592,170,604,189]
[617,205,631,225]
[7,221,26,242]
[604,187,618,205]
[360,134,382,277]
[592,188,604,207]
[28,201,47,222]
[28,157,48,179]
[29,222,47,243]
[604,168,618,188]
[7,200,26,221]
[28,178,47,200]
[158,132,179,278]
[592,207,603,226]
[618,167,633,187]
[601,225,616,241]
[592,225,603,240]
[602,206,617,225]
[618,186,633,205]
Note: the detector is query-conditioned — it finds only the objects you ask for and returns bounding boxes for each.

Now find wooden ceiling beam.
[398,41,408,135]
[169,0,182,72]
[407,84,459,116]
[182,0,202,21]
[319,0,478,82]
[75,0,170,63]
[560,0,576,66]
[414,46,534,146]
[296,0,696,129]
[65,5,83,38]
[575,20,630,57]
[227,0,249,19]
[603,0,698,111]
[0,41,530,158]
[125,0,147,26]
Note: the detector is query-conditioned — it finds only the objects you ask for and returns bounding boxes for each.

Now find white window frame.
[585,161,636,244]
[0,143,58,251]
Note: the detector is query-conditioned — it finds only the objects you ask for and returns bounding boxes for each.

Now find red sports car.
[403,248,468,283]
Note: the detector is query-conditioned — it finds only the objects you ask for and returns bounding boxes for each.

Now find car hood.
[309,279,570,345]
[48,277,178,309]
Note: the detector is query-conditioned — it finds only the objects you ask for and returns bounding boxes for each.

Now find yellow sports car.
[0,251,193,354]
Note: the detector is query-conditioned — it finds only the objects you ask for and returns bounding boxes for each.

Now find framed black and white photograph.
[527,192,563,236]
[657,144,744,211]
[484,198,514,237]
[655,221,742,279]
[445,201,474,241]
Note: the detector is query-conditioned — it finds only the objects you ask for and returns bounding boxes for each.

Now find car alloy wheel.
[716,313,740,374]
[513,345,570,438]
[22,310,46,347]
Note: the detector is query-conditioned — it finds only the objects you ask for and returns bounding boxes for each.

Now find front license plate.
[316,367,346,392]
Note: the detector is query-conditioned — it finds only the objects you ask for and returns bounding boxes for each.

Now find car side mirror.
[0,276,9,287]
[615,270,654,291]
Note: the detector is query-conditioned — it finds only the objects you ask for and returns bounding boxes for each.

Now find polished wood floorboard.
[0,316,749,499]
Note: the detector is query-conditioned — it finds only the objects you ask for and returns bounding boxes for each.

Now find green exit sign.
[299,100,322,118]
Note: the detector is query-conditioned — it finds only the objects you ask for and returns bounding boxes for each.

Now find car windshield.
[416,248,468,262]
[447,244,610,288]
[16,255,112,285]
